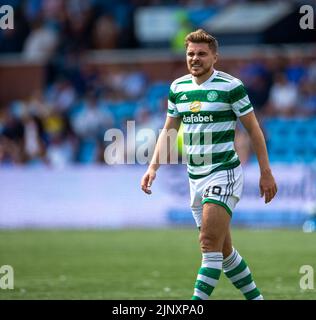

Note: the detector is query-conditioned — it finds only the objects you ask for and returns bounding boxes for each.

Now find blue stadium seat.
[78,140,98,163]
[264,117,316,164]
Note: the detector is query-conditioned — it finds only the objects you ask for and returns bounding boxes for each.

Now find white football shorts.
[189,165,243,228]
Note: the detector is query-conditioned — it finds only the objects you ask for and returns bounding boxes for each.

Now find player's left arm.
[239,111,277,203]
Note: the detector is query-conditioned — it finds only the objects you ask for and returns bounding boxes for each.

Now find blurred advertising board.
[0,164,315,228]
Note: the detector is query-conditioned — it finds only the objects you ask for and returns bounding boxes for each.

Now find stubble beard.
[190,65,212,79]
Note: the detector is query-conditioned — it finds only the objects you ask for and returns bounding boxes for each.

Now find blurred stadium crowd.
[0,0,246,54]
[0,0,315,166]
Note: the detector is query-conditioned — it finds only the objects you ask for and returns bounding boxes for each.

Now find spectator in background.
[298,58,316,116]
[27,89,54,117]
[0,102,47,164]
[103,66,127,100]
[238,55,271,116]
[55,50,87,93]
[46,79,77,113]
[92,14,119,49]
[0,105,25,164]
[299,81,316,117]
[285,52,307,85]
[62,0,96,51]
[265,73,298,117]
[46,131,76,168]
[171,10,193,53]
[71,91,114,140]
[123,66,147,100]
[307,58,316,82]
[22,113,46,163]
[23,17,59,61]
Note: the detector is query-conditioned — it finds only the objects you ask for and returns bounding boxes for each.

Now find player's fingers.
[147,175,154,188]
[260,185,264,197]
[265,192,270,203]
[265,187,275,203]
[265,191,271,203]
[141,175,147,188]
[142,185,151,194]
[142,186,150,194]
[146,175,155,194]
[269,185,277,201]
[141,174,154,195]
[274,184,278,196]
[141,175,149,192]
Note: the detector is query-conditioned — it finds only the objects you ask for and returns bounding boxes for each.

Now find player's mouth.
[191,64,202,70]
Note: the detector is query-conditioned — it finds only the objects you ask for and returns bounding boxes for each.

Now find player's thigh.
[200,202,231,246]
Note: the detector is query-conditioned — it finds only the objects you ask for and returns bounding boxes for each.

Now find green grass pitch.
[0,229,315,300]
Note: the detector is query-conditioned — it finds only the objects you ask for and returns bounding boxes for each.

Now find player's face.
[186,42,217,78]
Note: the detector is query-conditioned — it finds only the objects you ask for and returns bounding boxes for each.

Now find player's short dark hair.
[185,29,218,52]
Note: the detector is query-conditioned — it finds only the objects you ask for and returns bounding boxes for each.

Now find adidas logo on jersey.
[180,94,188,101]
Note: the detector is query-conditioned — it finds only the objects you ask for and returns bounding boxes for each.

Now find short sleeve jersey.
[167,70,253,179]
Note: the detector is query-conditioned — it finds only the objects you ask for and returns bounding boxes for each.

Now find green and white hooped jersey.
[167,70,253,179]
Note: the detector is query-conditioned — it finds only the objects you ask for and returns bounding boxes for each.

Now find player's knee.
[199,232,221,252]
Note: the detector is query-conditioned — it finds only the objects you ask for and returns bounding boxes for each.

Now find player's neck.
[193,68,215,85]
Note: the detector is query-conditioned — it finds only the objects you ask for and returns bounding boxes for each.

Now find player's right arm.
[141,116,182,194]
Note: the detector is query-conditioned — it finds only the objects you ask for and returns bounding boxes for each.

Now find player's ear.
[213,52,218,63]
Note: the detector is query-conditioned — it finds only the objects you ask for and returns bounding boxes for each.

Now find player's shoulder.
[170,74,192,92]
[215,70,244,89]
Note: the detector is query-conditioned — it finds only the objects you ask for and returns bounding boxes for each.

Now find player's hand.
[259,170,277,203]
[141,168,156,195]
